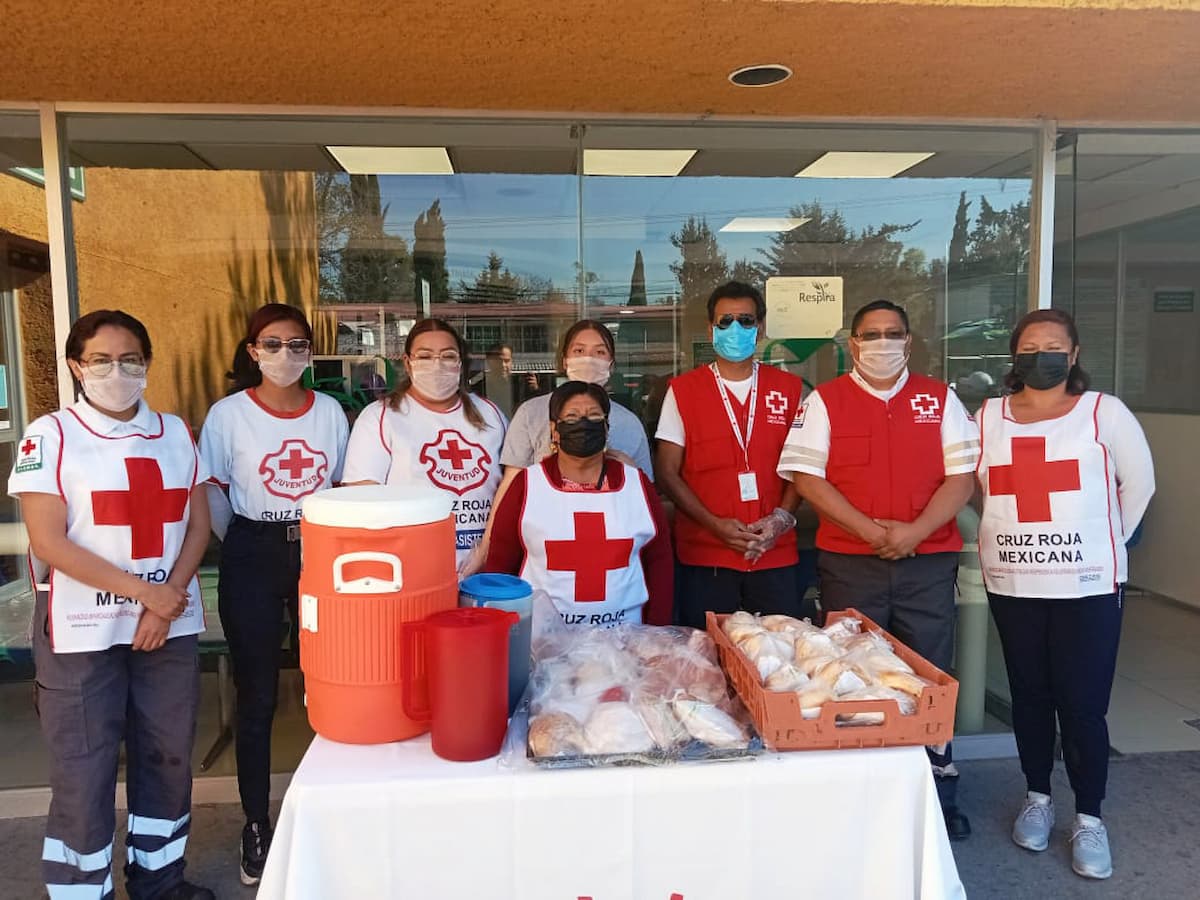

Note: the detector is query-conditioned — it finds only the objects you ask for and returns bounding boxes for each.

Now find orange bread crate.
[707,609,959,751]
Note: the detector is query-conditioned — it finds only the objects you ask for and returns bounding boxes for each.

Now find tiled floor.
[1108,591,1200,754]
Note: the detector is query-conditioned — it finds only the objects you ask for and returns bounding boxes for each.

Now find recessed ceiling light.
[584,149,697,177]
[720,216,811,233]
[794,152,934,179]
[618,309,636,315]
[328,146,454,175]
[729,64,793,88]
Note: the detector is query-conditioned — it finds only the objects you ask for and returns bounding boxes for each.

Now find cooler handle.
[332,551,403,594]
[400,620,431,724]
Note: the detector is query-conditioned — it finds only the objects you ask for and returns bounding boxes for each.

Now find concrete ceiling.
[2,1,1200,123]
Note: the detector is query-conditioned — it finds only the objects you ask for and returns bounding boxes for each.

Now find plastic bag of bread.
[877,669,933,699]
[822,616,863,645]
[764,663,810,692]
[524,620,760,766]
[811,658,870,697]
[761,614,809,634]
[834,686,919,726]
[794,631,838,660]
[794,683,834,719]
[723,611,765,645]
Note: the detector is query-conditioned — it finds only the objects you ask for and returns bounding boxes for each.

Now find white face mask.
[409,360,461,401]
[81,369,146,413]
[855,338,909,381]
[257,351,310,388]
[564,356,612,387]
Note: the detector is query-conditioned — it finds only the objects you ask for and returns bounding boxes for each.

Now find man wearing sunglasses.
[655,281,805,629]
[777,298,979,842]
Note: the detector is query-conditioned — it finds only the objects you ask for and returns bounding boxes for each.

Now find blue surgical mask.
[712,322,759,363]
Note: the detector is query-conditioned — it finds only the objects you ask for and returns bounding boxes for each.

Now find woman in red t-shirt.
[483,381,672,628]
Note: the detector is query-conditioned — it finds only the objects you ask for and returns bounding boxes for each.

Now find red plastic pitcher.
[402,607,518,761]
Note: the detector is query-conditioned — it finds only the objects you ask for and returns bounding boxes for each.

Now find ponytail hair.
[1004,309,1091,396]
[388,318,488,430]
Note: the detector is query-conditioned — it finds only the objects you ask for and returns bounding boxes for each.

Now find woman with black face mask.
[480,381,673,628]
[975,309,1155,882]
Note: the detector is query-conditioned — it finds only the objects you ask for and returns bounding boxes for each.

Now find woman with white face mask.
[498,319,652,479]
[10,310,215,900]
[197,303,348,886]
[455,320,654,578]
[343,318,507,568]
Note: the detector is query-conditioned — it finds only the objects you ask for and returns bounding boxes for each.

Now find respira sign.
[764,276,843,339]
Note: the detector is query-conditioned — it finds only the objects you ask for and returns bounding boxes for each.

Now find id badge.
[738,471,759,502]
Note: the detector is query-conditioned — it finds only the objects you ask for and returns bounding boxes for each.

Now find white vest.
[978,392,1124,598]
[50,410,203,652]
[520,462,656,628]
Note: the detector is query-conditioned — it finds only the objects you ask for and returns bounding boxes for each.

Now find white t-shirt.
[777,370,980,479]
[199,388,349,522]
[343,393,508,563]
[654,376,752,447]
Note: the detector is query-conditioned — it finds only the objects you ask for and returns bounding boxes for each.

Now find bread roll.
[765,663,809,692]
[583,702,655,755]
[878,670,930,699]
[529,712,586,757]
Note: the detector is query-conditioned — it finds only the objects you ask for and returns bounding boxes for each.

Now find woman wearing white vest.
[482,381,673,627]
[976,309,1154,880]
[9,310,214,900]
[198,303,348,886]
[343,318,506,566]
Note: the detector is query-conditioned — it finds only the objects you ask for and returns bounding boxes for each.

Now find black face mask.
[556,418,607,458]
[1013,351,1071,390]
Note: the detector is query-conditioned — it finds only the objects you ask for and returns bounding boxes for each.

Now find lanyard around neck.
[711,361,758,470]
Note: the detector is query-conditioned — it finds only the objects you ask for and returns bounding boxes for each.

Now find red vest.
[671,364,802,571]
[817,373,962,555]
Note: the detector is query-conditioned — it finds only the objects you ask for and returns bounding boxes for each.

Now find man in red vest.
[655,281,804,629]
[778,299,979,841]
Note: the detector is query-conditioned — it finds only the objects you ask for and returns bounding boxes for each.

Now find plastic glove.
[744,507,797,562]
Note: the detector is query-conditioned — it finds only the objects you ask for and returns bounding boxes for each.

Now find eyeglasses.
[853,329,908,342]
[410,351,462,365]
[715,314,757,330]
[80,355,146,378]
[558,414,607,425]
[256,338,311,355]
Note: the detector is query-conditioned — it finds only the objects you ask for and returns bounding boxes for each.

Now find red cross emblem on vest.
[91,457,189,560]
[545,511,635,602]
[911,393,940,416]
[260,439,330,501]
[420,429,491,496]
[765,390,788,416]
[989,436,1081,523]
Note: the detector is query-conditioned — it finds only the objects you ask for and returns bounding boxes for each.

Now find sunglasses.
[715,314,757,330]
[256,338,311,355]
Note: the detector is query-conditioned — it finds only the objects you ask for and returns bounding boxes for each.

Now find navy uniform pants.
[818,550,961,808]
[33,593,200,900]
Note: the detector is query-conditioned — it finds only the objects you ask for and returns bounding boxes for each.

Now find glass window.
[1057,132,1200,413]
[582,125,1035,421]
[0,109,49,786]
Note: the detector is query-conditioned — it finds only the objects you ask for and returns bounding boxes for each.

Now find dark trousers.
[219,515,301,824]
[818,550,960,807]
[675,562,801,630]
[988,589,1124,817]
[33,593,200,900]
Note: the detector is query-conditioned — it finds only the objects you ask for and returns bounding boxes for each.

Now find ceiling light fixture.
[328,146,454,175]
[720,216,811,233]
[729,64,793,88]
[794,151,934,179]
[584,149,697,177]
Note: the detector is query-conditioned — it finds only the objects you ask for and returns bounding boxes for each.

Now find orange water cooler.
[299,485,458,744]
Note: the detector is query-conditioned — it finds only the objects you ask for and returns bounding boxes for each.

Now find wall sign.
[1153,289,1195,313]
[764,276,844,339]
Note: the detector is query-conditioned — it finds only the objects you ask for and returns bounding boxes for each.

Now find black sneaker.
[240,819,273,886]
[159,882,216,900]
[944,806,972,842]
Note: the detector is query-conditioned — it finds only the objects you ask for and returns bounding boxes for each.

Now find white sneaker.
[1012,791,1054,851]
[1070,814,1113,879]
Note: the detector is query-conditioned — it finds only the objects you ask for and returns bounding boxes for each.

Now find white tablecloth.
[259,735,964,900]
